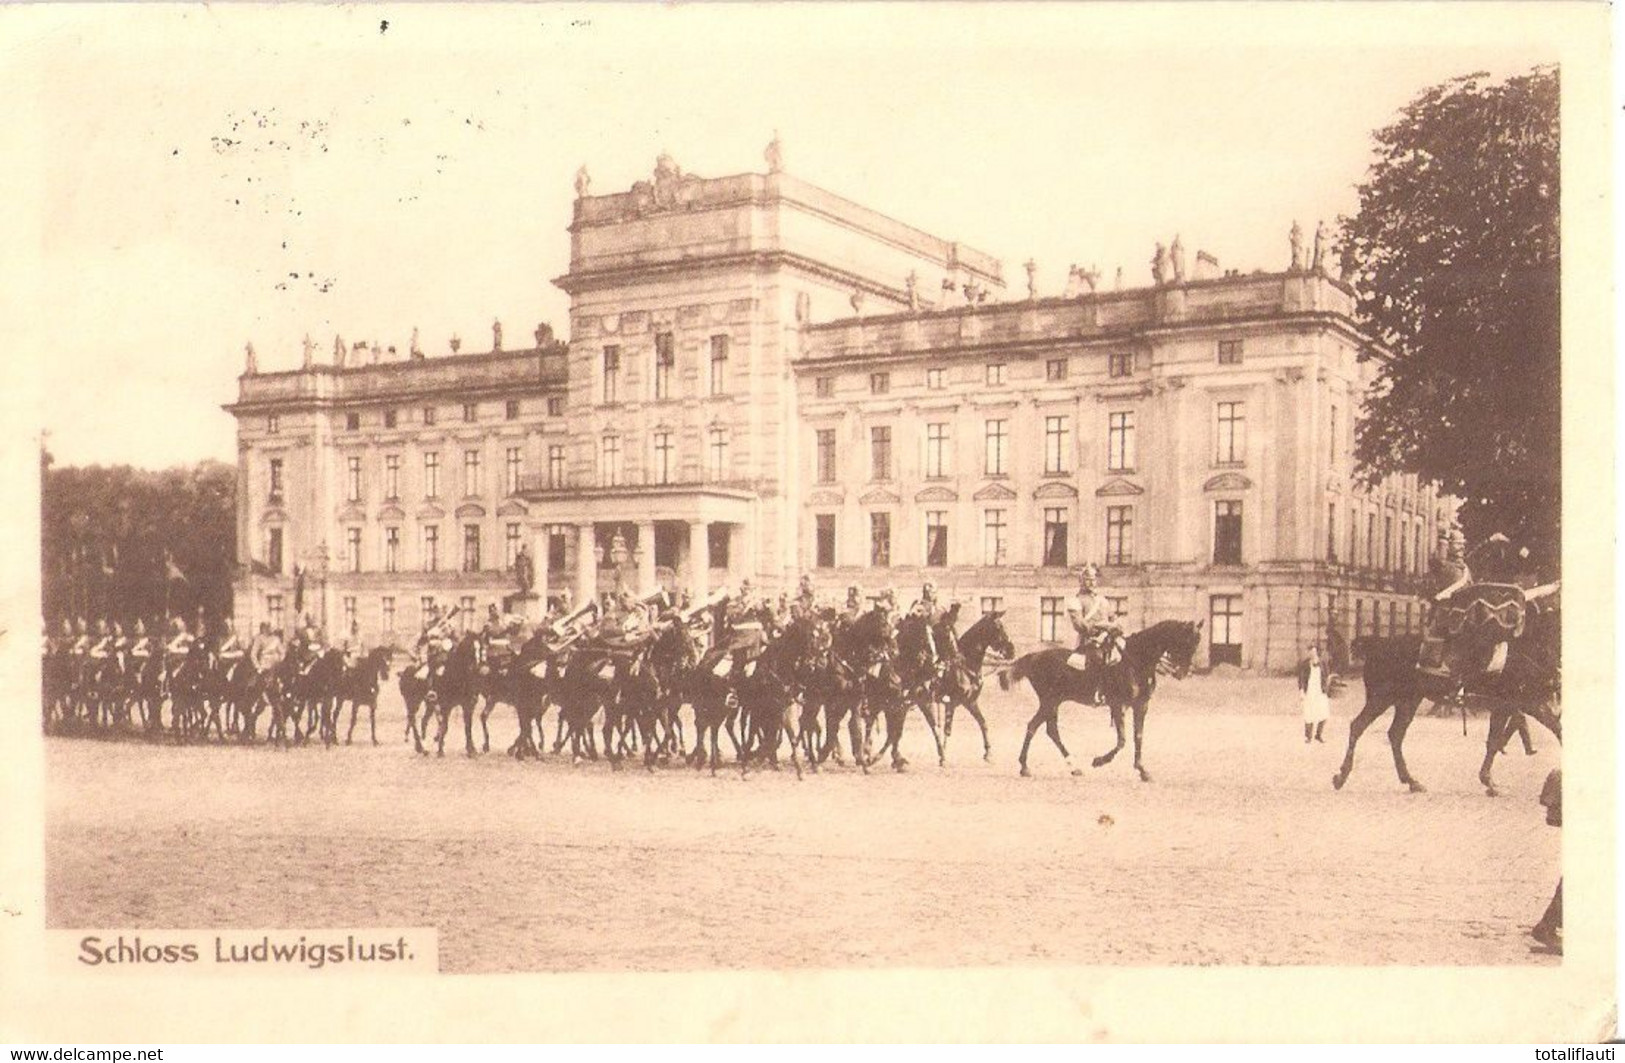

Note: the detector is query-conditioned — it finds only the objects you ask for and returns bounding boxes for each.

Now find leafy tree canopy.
[1340,66,1559,573]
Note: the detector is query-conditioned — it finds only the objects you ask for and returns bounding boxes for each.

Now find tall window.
[1217,339,1244,365]
[462,402,477,423]
[870,426,892,481]
[1046,358,1068,382]
[709,335,729,395]
[1044,416,1070,474]
[266,594,284,632]
[1105,505,1134,565]
[1043,507,1069,567]
[1108,351,1133,378]
[1349,509,1358,566]
[462,524,481,572]
[1107,411,1135,471]
[1327,502,1337,561]
[1329,404,1339,465]
[381,597,396,634]
[926,367,945,390]
[708,526,730,570]
[346,456,362,503]
[601,436,622,486]
[603,345,621,403]
[925,511,948,567]
[505,523,522,569]
[424,406,438,427]
[459,597,476,631]
[422,525,440,573]
[1384,515,1394,570]
[815,514,836,569]
[342,596,357,637]
[925,423,949,478]
[1366,512,1376,568]
[653,332,675,400]
[505,399,520,421]
[463,449,481,496]
[1209,595,1243,665]
[652,431,674,485]
[548,444,566,489]
[383,526,400,573]
[1214,401,1246,465]
[708,428,728,482]
[505,447,522,494]
[266,527,284,574]
[816,429,837,484]
[346,527,362,573]
[268,458,284,501]
[983,509,1008,566]
[1040,597,1065,643]
[1414,524,1424,575]
[345,413,360,432]
[870,512,891,567]
[423,452,440,499]
[1214,500,1243,565]
[384,454,400,500]
[984,419,1008,476]
[384,409,397,429]
[1399,520,1409,573]
[986,363,1006,386]
[870,372,890,395]
[548,526,567,571]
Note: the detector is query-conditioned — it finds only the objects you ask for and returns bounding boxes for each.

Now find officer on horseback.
[910,580,951,677]
[843,585,863,622]
[1066,563,1117,702]
[216,617,246,668]
[793,574,818,617]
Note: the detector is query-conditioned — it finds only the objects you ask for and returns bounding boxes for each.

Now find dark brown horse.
[1333,598,1559,796]
[1001,619,1203,779]
[938,609,1015,762]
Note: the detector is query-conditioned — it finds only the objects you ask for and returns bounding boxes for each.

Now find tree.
[1339,66,1559,573]
[40,461,237,624]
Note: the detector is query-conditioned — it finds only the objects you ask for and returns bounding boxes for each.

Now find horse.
[428,633,486,757]
[886,611,949,768]
[815,607,895,769]
[283,648,347,747]
[1333,597,1560,796]
[1002,619,1204,779]
[938,608,1015,762]
[339,647,394,745]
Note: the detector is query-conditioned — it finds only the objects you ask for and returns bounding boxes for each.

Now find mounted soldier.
[842,585,864,624]
[699,580,768,678]
[1418,530,1558,683]
[1065,563,1118,702]
[910,580,951,676]
[793,574,818,618]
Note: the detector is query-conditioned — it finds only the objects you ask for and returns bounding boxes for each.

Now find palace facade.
[228,151,1451,671]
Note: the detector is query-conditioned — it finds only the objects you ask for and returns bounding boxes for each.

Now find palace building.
[227,148,1452,671]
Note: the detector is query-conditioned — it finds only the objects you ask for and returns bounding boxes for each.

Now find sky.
[6,4,1557,470]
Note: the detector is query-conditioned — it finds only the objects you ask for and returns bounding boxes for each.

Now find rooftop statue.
[764,130,784,174]
[243,341,257,376]
[1289,220,1305,272]
[574,164,591,200]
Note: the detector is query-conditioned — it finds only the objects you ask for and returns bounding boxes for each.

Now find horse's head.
[969,610,1016,661]
[1161,619,1204,678]
[368,647,393,680]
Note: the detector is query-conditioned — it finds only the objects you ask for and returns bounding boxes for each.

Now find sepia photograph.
[0,1,1615,1044]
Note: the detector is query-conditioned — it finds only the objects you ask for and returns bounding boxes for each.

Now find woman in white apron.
[1297,642,1331,744]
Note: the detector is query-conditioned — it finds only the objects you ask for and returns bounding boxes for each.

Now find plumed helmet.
[922,580,937,597]
[1079,562,1100,587]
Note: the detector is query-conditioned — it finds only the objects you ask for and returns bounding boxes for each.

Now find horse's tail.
[998,652,1034,692]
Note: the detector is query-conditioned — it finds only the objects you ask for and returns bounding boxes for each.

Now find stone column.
[635,519,656,595]
[688,520,709,599]
[533,524,551,603]
[575,522,595,603]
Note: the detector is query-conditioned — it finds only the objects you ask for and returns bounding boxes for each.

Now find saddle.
[1435,583,1527,642]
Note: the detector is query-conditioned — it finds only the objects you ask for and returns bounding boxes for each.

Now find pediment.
[455,502,488,519]
[808,489,845,507]
[1095,477,1144,498]
[858,487,902,506]
[1202,472,1254,493]
[378,504,407,522]
[259,507,289,526]
[496,498,530,517]
[973,481,1019,502]
[337,503,367,523]
[914,485,959,504]
[417,503,446,521]
[1033,481,1079,501]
